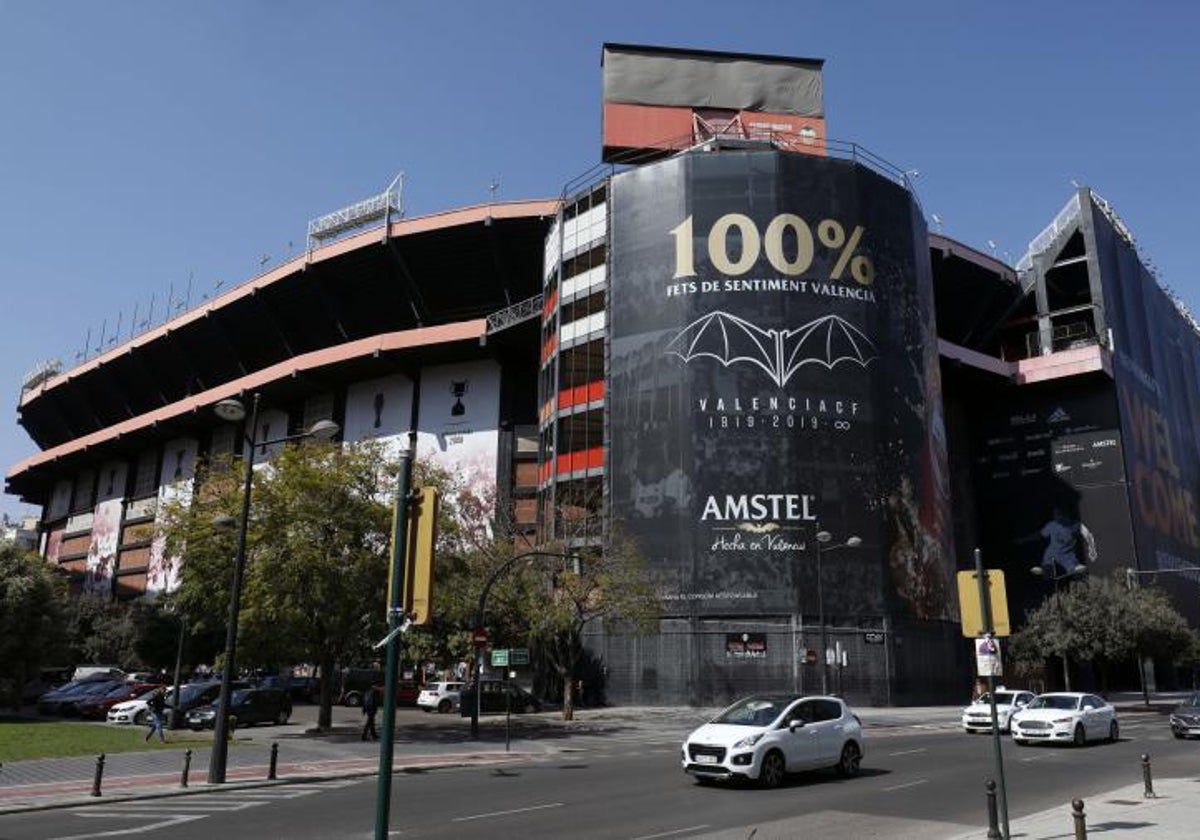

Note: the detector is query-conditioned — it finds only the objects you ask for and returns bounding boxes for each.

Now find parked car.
[76,682,163,719]
[682,695,864,788]
[1169,692,1200,739]
[458,680,542,716]
[417,681,465,713]
[344,680,419,708]
[961,688,1035,733]
[185,688,293,730]
[71,665,126,683]
[38,679,124,715]
[107,680,248,726]
[1011,692,1118,746]
[287,676,322,703]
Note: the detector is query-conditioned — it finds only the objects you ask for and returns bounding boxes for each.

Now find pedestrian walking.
[144,689,167,744]
[361,685,379,741]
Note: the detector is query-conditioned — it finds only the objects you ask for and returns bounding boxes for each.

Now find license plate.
[695,754,717,764]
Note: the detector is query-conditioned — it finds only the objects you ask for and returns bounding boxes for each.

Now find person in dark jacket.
[145,689,167,743]
[361,686,379,741]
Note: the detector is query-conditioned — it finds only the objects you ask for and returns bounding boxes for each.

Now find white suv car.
[417,681,464,713]
[682,695,864,788]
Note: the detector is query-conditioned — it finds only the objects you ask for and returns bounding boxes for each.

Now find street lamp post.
[207,393,338,784]
[1030,564,1085,692]
[814,529,862,696]
[467,550,579,738]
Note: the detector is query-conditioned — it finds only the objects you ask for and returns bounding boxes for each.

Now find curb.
[0,752,537,816]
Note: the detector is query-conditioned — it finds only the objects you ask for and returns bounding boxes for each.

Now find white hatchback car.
[1011,692,1118,746]
[682,695,864,788]
[417,681,465,713]
[961,688,1035,733]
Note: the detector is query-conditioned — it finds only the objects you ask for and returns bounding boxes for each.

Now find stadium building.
[9,44,1200,705]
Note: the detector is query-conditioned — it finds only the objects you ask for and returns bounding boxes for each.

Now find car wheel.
[758,750,786,789]
[1073,724,1086,746]
[345,692,362,707]
[437,699,451,713]
[1109,720,1119,743]
[836,742,862,778]
[134,710,147,726]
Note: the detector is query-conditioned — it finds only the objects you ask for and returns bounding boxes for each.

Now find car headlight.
[733,733,765,749]
[1053,717,1075,724]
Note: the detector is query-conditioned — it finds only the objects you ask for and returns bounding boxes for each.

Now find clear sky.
[2,1,1197,519]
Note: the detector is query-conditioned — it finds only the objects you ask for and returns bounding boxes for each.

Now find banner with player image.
[608,150,954,621]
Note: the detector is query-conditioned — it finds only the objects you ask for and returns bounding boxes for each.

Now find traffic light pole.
[975,547,1010,840]
[374,438,415,840]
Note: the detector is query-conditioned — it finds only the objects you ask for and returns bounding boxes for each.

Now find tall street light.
[814,529,862,695]
[207,393,339,784]
[1030,564,1085,692]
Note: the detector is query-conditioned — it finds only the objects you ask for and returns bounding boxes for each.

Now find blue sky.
[2,1,1197,518]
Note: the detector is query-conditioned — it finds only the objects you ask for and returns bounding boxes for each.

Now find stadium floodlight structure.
[307,173,404,258]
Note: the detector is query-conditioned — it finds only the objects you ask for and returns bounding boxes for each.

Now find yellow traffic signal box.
[403,486,439,625]
[957,569,1010,637]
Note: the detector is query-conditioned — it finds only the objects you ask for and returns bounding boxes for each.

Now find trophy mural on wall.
[450,380,469,417]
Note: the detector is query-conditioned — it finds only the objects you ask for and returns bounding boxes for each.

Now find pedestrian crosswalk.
[48,779,358,840]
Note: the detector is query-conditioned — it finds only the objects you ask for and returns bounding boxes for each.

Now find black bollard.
[1072,798,1087,840]
[985,779,1002,840]
[181,749,192,788]
[268,742,279,780]
[91,753,105,797]
[1141,753,1156,799]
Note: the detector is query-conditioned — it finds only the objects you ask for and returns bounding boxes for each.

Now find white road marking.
[452,802,565,822]
[49,813,205,839]
[629,825,711,840]
[882,779,929,792]
[888,748,928,756]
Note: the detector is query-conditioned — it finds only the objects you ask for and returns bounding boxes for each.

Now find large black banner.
[608,151,955,623]
[1089,197,1200,620]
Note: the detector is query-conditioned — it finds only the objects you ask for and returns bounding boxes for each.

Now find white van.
[72,665,126,682]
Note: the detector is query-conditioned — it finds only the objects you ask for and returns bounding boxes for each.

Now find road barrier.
[1071,798,1087,839]
[984,778,1001,839]
[1141,753,1156,798]
[91,753,105,797]
[181,749,192,787]
[269,743,279,780]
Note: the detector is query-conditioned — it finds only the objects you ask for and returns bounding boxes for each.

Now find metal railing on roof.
[486,294,544,334]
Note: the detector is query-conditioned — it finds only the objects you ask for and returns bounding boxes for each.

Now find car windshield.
[1184,694,1200,708]
[230,689,251,704]
[711,697,788,727]
[1029,695,1079,710]
[136,688,160,700]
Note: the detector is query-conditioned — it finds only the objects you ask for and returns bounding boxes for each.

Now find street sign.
[975,635,1003,677]
[491,649,510,667]
[863,631,886,645]
[472,627,489,647]
[511,648,530,666]
[804,649,818,665]
[957,569,1011,637]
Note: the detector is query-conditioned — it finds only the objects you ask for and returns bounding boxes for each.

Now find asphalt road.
[2,714,1195,840]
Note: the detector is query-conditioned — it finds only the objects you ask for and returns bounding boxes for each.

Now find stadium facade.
[9,45,1200,705]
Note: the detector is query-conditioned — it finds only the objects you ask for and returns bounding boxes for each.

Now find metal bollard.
[1072,798,1087,840]
[181,749,192,788]
[268,742,279,780]
[91,753,105,797]
[1141,753,1156,798]
[985,779,1002,840]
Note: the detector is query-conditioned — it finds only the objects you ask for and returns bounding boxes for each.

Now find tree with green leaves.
[523,529,660,721]
[162,440,395,731]
[0,542,67,708]
[1009,574,1200,691]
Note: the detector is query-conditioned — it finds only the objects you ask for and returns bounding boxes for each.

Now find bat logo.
[737,522,781,533]
[665,311,878,387]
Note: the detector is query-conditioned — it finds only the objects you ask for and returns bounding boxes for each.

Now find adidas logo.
[1046,407,1071,424]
